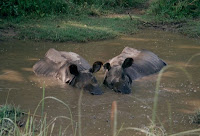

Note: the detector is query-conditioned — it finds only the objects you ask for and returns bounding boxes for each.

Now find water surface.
[0,29,200,135]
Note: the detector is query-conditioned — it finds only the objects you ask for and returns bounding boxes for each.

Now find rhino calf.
[33,48,103,95]
[103,47,167,94]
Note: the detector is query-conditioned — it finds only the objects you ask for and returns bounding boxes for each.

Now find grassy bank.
[1,15,200,42]
[0,0,147,42]
[137,15,200,38]
[143,0,200,38]
[2,14,199,42]
[179,19,200,38]
[0,15,139,42]
[1,85,200,136]
[0,105,24,135]
[0,0,200,42]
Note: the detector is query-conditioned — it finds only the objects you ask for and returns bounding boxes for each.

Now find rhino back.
[60,51,91,71]
[33,48,91,78]
[108,47,141,67]
[126,50,166,80]
[33,57,59,77]
[107,47,166,80]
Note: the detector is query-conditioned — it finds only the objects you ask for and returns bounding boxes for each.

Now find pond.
[0,29,200,135]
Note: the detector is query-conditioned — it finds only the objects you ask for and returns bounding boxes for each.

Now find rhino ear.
[89,61,103,73]
[103,63,111,71]
[122,58,134,69]
[69,64,79,76]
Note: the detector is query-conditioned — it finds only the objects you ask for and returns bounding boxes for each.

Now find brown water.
[0,29,200,135]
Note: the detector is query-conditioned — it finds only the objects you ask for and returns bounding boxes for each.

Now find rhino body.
[103,47,167,94]
[33,48,103,95]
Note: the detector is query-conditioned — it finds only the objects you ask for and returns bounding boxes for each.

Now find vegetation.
[0,0,147,18]
[140,0,200,38]
[0,87,76,136]
[0,15,138,42]
[179,19,200,38]
[0,1,200,135]
[190,109,200,124]
[0,0,200,41]
[147,0,200,20]
[0,77,200,135]
[0,0,146,42]
[0,105,24,135]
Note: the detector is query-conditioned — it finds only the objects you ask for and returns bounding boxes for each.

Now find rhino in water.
[33,48,103,95]
[103,47,167,94]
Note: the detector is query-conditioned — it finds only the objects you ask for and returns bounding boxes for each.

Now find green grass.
[0,86,76,136]
[0,15,138,42]
[178,19,200,38]
[137,0,200,39]
[136,13,200,39]
[0,0,147,43]
[147,0,200,20]
[190,109,200,124]
[1,0,200,42]
[1,72,200,136]
[192,110,200,124]
[0,105,24,135]
[0,0,148,18]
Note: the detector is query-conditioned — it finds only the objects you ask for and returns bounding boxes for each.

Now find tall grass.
[147,0,200,20]
[1,60,200,135]
[190,109,200,124]
[73,0,147,7]
[185,53,200,67]
[0,105,24,135]
[0,0,148,18]
[78,90,83,136]
[112,64,200,136]
[111,101,117,136]
[152,65,192,124]
[0,86,76,136]
[0,0,76,17]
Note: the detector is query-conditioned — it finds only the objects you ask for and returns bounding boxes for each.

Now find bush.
[0,0,76,17]
[72,0,147,7]
[0,0,148,18]
[191,109,200,124]
[0,105,24,135]
[147,0,200,20]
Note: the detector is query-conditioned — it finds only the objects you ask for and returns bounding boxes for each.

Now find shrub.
[0,105,24,135]
[147,0,200,20]
[190,109,200,124]
[0,0,148,18]
[0,0,76,17]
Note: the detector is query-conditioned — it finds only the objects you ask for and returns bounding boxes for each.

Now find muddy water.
[0,29,200,135]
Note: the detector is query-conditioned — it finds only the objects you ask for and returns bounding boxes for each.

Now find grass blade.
[111,101,117,136]
[78,90,83,136]
[152,65,192,124]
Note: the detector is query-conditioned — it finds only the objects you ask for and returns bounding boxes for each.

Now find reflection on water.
[0,29,200,135]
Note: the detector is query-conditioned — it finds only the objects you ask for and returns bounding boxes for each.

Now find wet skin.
[103,58,133,94]
[103,47,167,94]
[33,48,103,95]
[1,30,200,135]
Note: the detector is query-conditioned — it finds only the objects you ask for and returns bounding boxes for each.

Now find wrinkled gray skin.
[33,48,103,95]
[103,47,167,94]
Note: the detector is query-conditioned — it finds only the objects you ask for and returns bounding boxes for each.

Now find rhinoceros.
[33,48,103,95]
[103,47,167,94]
